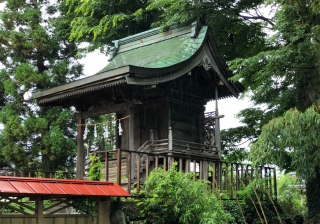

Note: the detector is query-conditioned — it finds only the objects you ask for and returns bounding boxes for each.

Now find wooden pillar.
[128,104,135,179]
[115,113,120,149]
[168,127,173,169]
[215,86,222,159]
[76,111,85,180]
[35,196,43,224]
[98,198,111,224]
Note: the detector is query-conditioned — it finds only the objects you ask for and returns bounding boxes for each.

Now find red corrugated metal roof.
[0,176,131,197]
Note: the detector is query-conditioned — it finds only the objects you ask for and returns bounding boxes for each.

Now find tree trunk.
[306,170,320,223]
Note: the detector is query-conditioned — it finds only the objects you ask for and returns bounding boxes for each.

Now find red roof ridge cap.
[0,176,114,185]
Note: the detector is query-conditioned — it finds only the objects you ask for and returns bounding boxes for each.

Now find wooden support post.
[218,162,222,193]
[273,168,277,199]
[231,163,234,199]
[205,161,209,182]
[179,158,183,172]
[127,153,131,194]
[269,168,272,194]
[215,86,222,159]
[76,111,85,180]
[87,140,91,157]
[146,155,149,178]
[265,167,268,191]
[105,151,109,181]
[98,197,111,224]
[117,148,121,186]
[163,156,167,171]
[225,163,228,191]
[241,164,244,184]
[137,153,141,194]
[200,160,203,180]
[236,164,239,191]
[245,165,249,187]
[115,113,120,149]
[128,106,135,180]
[168,127,173,151]
[212,162,216,192]
[193,160,196,181]
[155,156,159,170]
[186,159,190,173]
[35,196,43,224]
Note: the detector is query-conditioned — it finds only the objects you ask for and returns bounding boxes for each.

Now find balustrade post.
[105,151,109,181]
[87,140,91,157]
[127,152,131,194]
[137,153,140,194]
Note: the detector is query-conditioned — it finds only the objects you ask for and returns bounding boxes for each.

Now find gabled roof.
[0,176,131,197]
[32,21,244,105]
[100,23,206,72]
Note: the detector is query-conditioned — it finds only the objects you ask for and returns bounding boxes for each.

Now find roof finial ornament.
[190,19,203,38]
[107,40,119,62]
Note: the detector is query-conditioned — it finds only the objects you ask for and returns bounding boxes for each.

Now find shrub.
[138,162,234,224]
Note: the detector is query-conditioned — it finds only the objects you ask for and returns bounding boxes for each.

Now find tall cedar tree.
[0,0,83,171]
[229,0,320,220]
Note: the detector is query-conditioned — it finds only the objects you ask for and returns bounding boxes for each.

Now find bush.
[138,162,234,224]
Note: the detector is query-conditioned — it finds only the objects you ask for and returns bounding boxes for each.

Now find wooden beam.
[81,103,126,120]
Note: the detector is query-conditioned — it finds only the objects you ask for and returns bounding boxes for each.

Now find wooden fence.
[94,148,277,199]
[0,168,76,180]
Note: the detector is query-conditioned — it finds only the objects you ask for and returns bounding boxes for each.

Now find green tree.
[229,0,320,220]
[249,104,319,220]
[65,0,270,60]
[0,0,83,171]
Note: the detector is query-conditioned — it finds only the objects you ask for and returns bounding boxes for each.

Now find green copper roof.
[98,25,208,73]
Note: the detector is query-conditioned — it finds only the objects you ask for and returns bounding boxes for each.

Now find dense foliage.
[139,162,233,224]
[249,103,319,219]
[0,0,83,171]
[227,0,320,147]
[228,0,320,219]
[65,0,270,61]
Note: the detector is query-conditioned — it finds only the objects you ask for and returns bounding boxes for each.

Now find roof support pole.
[215,86,221,160]
[76,111,85,180]
[35,196,43,224]
[98,197,111,224]
[128,103,135,182]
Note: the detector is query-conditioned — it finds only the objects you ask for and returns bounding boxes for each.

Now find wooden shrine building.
[32,21,244,181]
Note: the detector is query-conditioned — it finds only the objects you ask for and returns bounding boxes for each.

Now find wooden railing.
[95,148,277,199]
[0,168,76,179]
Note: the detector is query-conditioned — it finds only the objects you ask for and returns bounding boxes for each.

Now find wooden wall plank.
[54,217,65,224]
[24,218,37,224]
[65,217,76,224]
[77,217,86,224]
